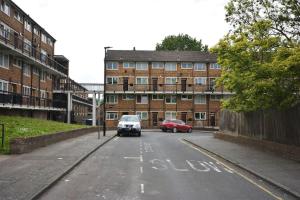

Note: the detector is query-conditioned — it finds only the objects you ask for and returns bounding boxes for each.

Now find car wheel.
[172,127,177,133]
[187,128,192,133]
[137,132,141,137]
[117,133,121,137]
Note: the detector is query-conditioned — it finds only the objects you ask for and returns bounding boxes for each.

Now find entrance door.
[152,78,158,91]
[181,112,187,124]
[181,79,187,92]
[123,77,128,91]
[152,112,158,127]
[210,112,216,127]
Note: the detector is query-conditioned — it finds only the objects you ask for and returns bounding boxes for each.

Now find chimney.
[133,47,136,51]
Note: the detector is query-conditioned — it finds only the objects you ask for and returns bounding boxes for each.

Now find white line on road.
[140,166,143,174]
[113,137,119,141]
[124,157,140,160]
[140,155,143,162]
[141,184,144,193]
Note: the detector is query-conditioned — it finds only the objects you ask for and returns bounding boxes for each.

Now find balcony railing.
[0,90,65,110]
[0,27,68,76]
[105,83,224,93]
[72,95,93,105]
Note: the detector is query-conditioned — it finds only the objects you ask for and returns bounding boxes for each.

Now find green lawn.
[0,115,88,154]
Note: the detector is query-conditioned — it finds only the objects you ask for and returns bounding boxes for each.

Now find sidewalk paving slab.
[0,130,116,200]
[184,135,300,198]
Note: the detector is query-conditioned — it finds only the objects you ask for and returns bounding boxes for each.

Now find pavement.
[184,134,300,198]
[0,130,116,200]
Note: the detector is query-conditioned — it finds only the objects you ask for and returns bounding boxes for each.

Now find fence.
[220,105,300,146]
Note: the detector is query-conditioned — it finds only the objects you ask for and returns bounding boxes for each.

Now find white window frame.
[165,112,177,120]
[22,85,31,96]
[123,62,135,68]
[0,53,9,69]
[122,94,134,100]
[152,94,164,100]
[33,28,39,36]
[1,1,10,16]
[14,11,23,23]
[0,23,11,40]
[47,38,53,46]
[195,95,206,104]
[23,63,31,77]
[210,63,221,70]
[194,63,206,71]
[106,112,118,120]
[41,70,46,81]
[136,62,148,70]
[24,39,32,54]
[32,66,39,75]
[152,62,164,69]
[41,33,47,43]
[136,111,148,120]
[181,94,192,100]
[14,58,22,68]
[165,62,177,71]
[24,19,31,32]
[195,112,206,120]
[181,62,193,69]
[165,77,177,85]
[136,77,148,85]
[0,79,8,93]
[41,49,47,63]
[106,76,118,85]
[106,62,118,70]
[165,95,176,104]
[136,94,148,104]
[194,77,207,85]
[40,90,47,99]
[106,95,118,104]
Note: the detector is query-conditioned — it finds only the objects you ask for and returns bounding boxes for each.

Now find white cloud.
[13,0,229,83]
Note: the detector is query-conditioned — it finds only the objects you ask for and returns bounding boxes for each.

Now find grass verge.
[0,115,88,154]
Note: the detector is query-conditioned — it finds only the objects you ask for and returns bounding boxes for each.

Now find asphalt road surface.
[40,131,290,200]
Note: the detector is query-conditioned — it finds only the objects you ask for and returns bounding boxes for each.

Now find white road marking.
[141,184,144,193]
[140,155,143,162]
[124,157,140,160]
[57,157,63,160]
[166,159,189,172]
[150,159,168,170]
[186,160,210,172]
[113,137,119,141]
[140,166,143,174]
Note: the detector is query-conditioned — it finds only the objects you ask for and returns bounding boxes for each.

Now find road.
[40,131,289,200]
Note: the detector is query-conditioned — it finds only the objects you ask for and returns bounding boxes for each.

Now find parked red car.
[160,119,192,133]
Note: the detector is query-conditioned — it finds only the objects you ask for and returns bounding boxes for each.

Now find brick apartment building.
[0,0,91,122]
[104,50,229,129]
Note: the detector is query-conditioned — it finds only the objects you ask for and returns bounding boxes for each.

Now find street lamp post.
[103,46,112,137]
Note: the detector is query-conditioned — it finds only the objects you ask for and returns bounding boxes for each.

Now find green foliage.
[0,116,87,153]
[156,34,208,52]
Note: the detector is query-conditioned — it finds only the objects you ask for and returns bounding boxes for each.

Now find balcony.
[0,27,68,76]
[0,90,65,111]
[105,83,225,94]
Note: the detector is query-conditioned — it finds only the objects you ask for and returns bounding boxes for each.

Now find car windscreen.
[120,116,139,122]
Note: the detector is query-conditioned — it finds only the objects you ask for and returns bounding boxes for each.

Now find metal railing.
[0,27,68,75]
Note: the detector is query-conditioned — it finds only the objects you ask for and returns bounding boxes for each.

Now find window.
[14,58,22,68]
[106,77,118,84]
[23,39,31,54]
[181,95,192,100]
[0,53,9,69]
[181,63,193,69]
[195,95,206,104]
[23,63,30,76]
[41,70,46,81]
[194,77,206,85]
[166,95,176,104]
[14,11,23,23]
[152,62,164,69]
[40,90,47,99]
[136,62,148,70]
[194,63,206,71]
[1,1,10,16]
[32,66,39,75]
[0,79,8,93]
[165,62,177,71]
[152,94,164,100]
[122,94,134,100]
[195,112,206,120]
[106,112,118,120]
[210,63,221,69]
[106,95,118,104]
[165,77,177,85]
[136,77,148,85]
[22,86,31,96]
[24,20,31,32]
[47,73,52,80]
[165,112,176,120]
[0,23,10,39]
[136,111,148,120]
[41,49,47,63]
[210,94,222,101]
[123,62,135,68]
[47,38,53,46]
[136,95,148,104]
[41,33,47,43]
[106,62,118,70]
[33,28,40,36]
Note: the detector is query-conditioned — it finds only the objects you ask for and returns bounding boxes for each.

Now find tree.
[225,0,300,43]
[156,34,208,52]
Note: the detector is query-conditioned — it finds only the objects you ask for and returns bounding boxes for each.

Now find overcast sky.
[13,0,229,83]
